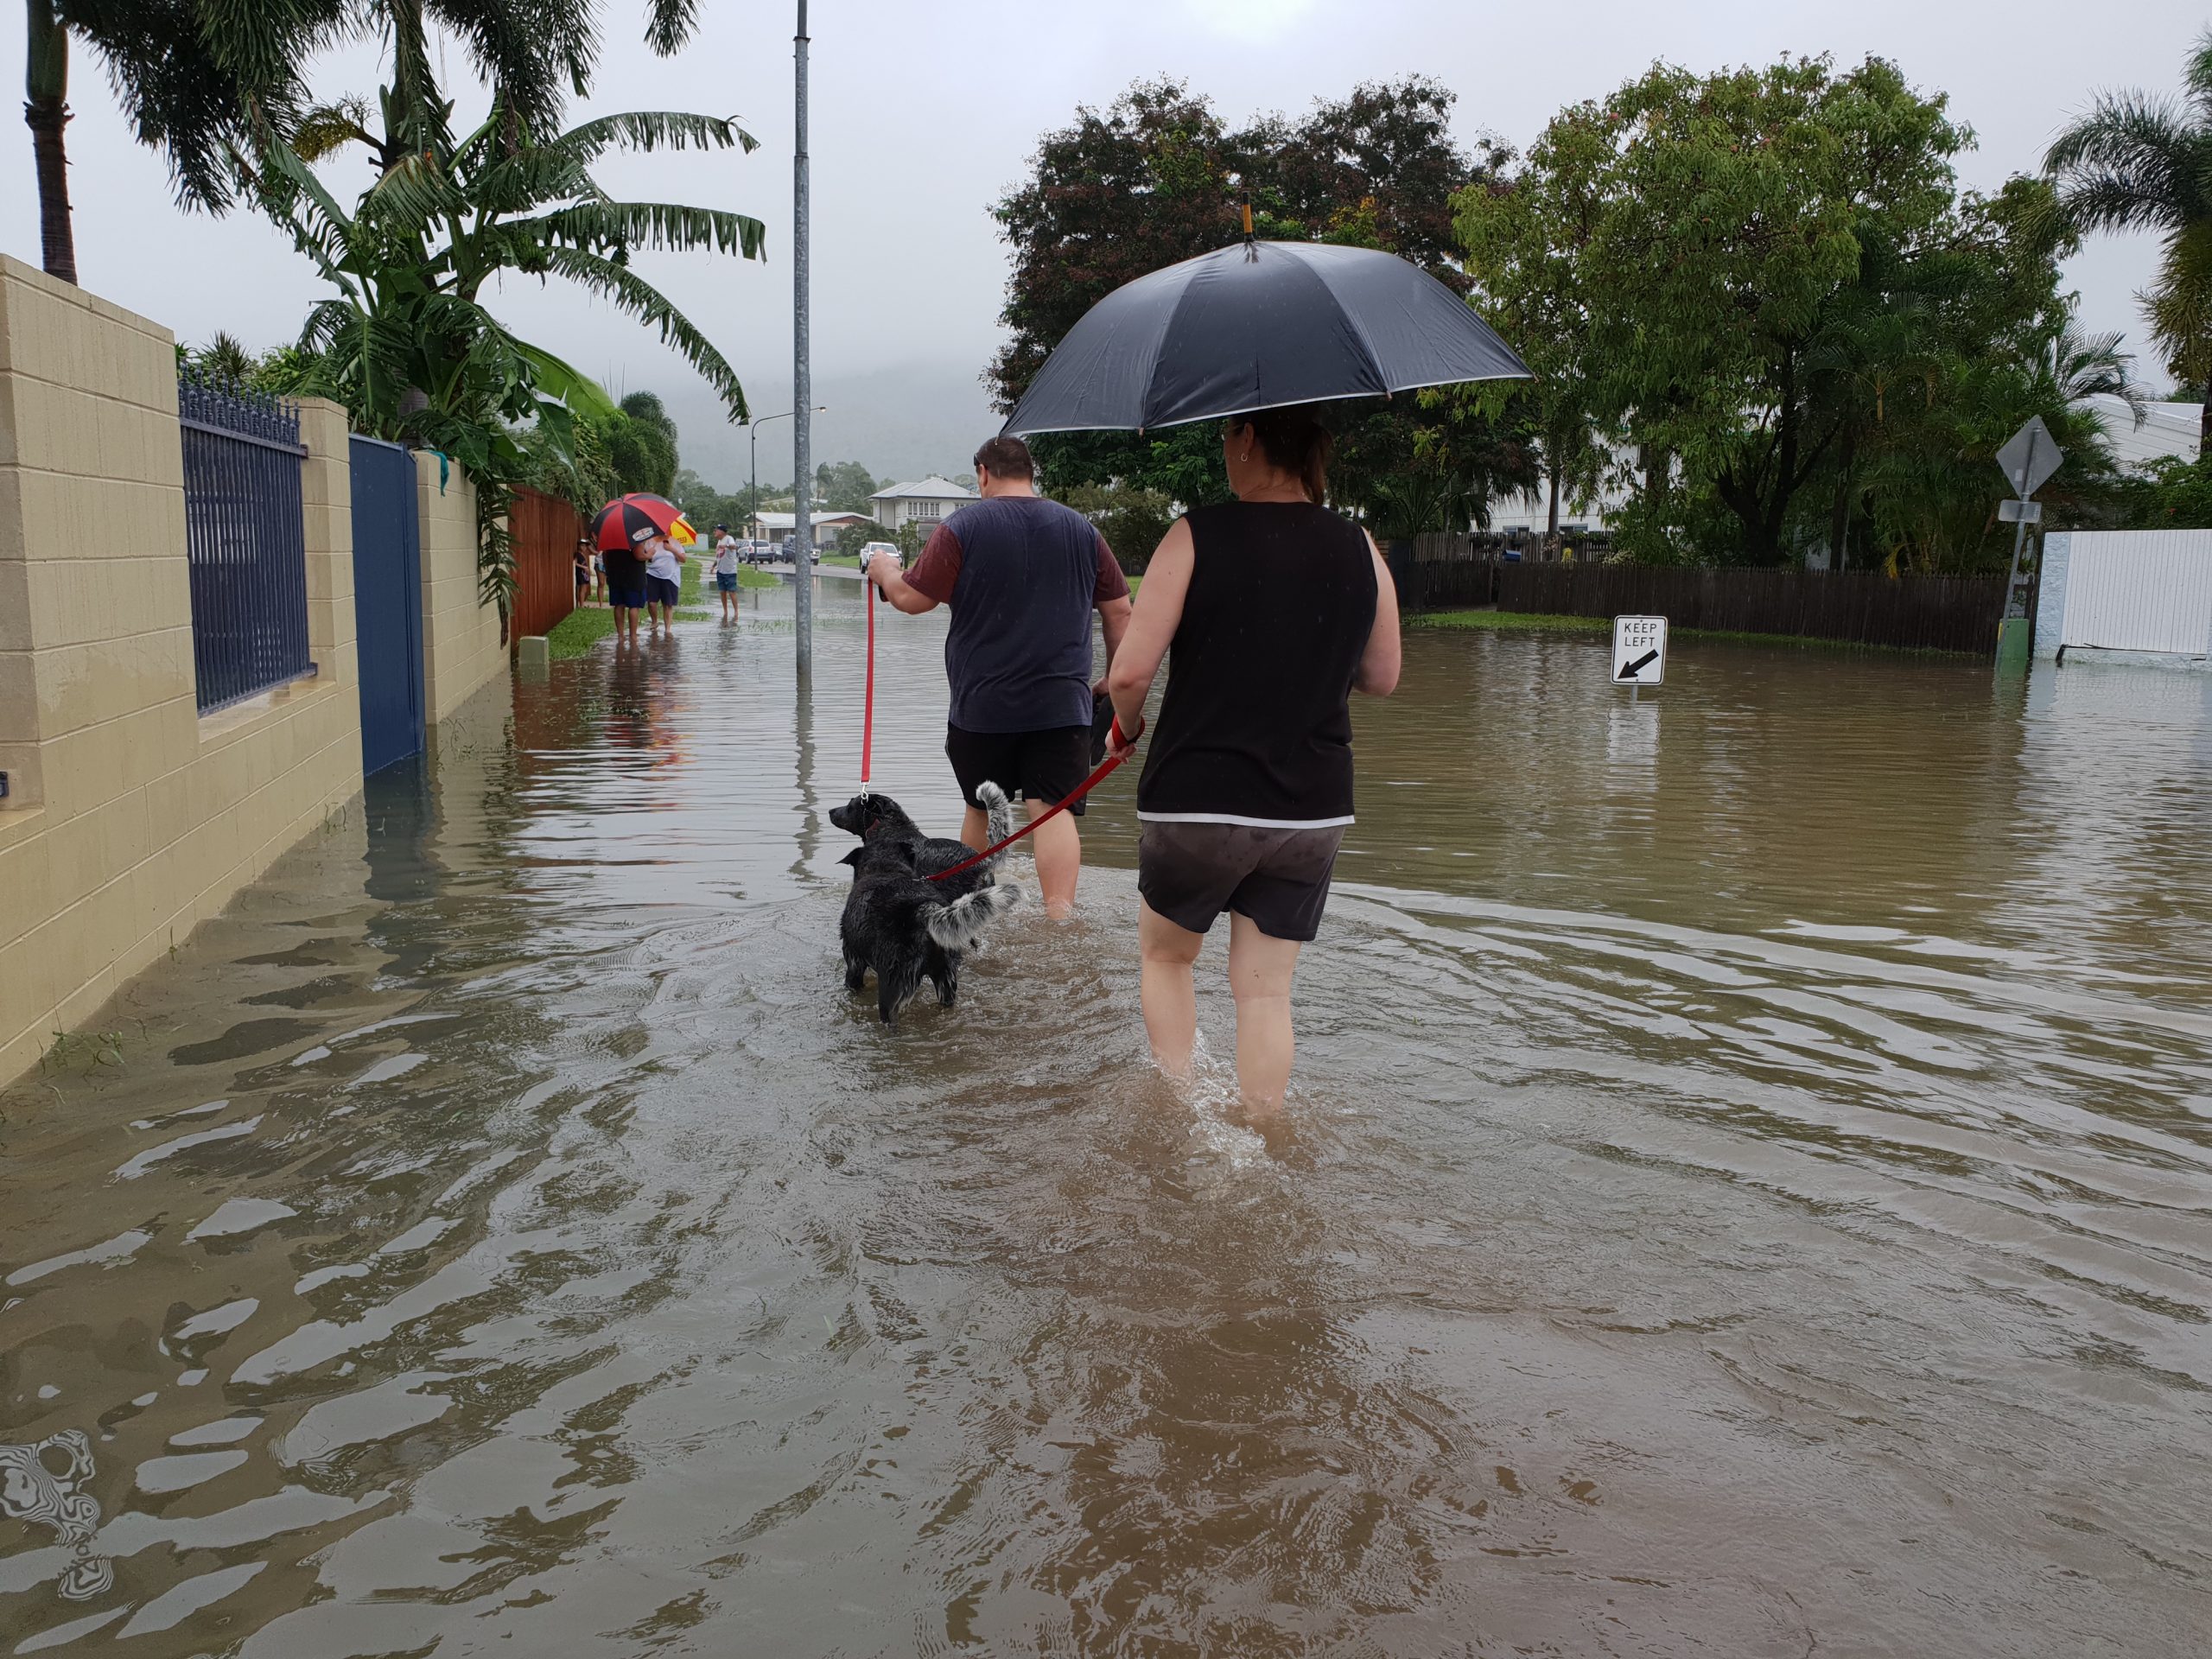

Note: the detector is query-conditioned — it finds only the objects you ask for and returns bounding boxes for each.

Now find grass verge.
[1410,609,1607,636]
[1408,607,1980,657]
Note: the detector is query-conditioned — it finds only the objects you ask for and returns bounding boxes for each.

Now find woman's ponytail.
[1243,405,1334,505]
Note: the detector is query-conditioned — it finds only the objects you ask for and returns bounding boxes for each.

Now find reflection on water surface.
[4,582,2209,1656]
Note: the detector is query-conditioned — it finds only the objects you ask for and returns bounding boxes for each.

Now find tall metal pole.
[791,0,813,677]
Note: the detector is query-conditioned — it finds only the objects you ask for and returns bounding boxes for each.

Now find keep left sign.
[1612,615,1667,686]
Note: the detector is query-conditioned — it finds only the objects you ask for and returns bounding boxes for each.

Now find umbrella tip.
[1241,194,1254,242]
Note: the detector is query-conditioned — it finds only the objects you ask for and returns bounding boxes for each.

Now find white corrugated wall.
[2037,530,2212,660]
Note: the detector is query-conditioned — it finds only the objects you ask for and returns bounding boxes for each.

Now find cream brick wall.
[416,453,505,723]
[0,256,364,1090]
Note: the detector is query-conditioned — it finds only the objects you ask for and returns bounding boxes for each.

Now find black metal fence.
[179,373,311,714]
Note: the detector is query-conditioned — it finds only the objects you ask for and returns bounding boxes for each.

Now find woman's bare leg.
[1139,899,1204,1081]
[1226,912,1303,1108]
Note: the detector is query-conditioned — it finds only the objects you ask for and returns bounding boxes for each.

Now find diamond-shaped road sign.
[1996,416,2063,499]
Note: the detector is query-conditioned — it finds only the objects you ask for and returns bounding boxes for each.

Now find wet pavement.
[3,577,2209,1656]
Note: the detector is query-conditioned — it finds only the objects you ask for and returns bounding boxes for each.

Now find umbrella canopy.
[591,493,696,553]
[1001,240,1531,437]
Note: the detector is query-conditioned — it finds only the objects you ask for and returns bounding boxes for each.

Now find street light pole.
[792,0,813,677]
[748,405,823,547]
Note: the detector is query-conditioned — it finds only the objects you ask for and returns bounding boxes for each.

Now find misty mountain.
[649,359,998,492]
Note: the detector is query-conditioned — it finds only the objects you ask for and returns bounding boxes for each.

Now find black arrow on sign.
[1617,649,1658,681]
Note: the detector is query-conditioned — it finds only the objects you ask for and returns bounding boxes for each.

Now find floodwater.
[4,578,2210,1656]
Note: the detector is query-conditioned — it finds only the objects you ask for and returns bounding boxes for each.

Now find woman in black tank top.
[1104,405,1402,1110]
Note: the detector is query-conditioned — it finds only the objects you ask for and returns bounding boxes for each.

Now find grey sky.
[1,0,2193,486]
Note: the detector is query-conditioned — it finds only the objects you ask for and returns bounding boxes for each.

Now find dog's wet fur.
[832,782,1020,1025]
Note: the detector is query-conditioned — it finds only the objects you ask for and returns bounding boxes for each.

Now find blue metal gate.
[349,436,424,775]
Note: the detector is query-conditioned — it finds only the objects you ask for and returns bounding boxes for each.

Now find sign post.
[1612,615,1667,702]
[1993,416,2062,673]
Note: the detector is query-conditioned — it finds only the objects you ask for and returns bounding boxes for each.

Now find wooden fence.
[510,486,585,643]
[1396,556,2011,655]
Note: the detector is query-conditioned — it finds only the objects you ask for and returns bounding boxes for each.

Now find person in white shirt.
[711,524,741,621]
[644,536,686,633]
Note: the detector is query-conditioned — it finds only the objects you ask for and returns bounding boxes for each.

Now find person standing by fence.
[574,537,595,609]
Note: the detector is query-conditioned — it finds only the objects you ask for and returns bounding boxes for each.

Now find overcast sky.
[1,0,2194,486]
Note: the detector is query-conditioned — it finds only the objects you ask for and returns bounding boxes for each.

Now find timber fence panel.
[1478,563,2005,654]
[509,486,585,643]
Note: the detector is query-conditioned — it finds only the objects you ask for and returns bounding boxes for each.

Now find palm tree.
[257,92,763,621]
[2041,321,2147,428]
[22,0,697,285]
[2045,29,2212,447]
[22,0,287,283]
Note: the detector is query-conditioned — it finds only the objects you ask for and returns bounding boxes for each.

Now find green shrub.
[1052,482,1178,575]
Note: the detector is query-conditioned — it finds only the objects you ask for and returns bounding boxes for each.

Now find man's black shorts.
[945,722,1092,816]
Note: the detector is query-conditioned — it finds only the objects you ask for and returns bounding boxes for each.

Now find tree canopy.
[1459,54,2118,571]
[989,74,1516,520]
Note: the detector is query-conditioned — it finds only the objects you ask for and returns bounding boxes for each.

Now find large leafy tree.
[1594,57,1967,565]
[991,75,1507,519]
[2044,29,2212,447]
[1455,105,1612,537]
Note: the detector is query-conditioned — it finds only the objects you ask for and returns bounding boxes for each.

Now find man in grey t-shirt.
[867,436,1131,918]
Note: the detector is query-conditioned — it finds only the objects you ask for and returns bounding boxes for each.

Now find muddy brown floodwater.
[3,579,2210,1656]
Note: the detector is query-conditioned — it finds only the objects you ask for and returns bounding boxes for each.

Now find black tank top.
[1136,501,1377,825]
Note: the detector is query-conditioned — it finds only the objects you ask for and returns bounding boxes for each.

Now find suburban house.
[869,476,977,534]
[747,509,877,549]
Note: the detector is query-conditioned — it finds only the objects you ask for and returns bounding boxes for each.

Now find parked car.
[859,541,900,570]
[741,539,779,564]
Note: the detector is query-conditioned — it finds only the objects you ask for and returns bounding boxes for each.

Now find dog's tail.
[925,881,1021,951]
[976,779,1016,871]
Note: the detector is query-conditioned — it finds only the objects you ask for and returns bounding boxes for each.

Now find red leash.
[925,735,1131,882]
[861,576,875,785]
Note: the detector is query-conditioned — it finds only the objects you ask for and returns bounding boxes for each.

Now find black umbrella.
[1001,239,1530,436]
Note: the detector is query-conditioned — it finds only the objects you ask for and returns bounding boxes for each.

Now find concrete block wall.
[416,453,505,722]
[0,256,364,1089]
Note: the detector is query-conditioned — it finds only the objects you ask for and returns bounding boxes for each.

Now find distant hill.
[652,359,995,491]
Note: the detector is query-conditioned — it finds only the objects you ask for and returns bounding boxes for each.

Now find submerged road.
[3,577,2210,1656]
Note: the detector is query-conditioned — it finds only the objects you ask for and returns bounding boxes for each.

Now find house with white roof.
[747,508,878,549]
[869,476,977,534]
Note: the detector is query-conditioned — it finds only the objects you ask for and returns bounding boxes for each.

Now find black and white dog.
[832,782,1020,1025]
[829,785,1007,898]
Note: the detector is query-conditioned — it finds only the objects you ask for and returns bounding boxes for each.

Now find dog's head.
[829,791,921,842]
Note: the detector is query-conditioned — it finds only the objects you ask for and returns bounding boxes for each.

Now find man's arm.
[868,552,940,615]
[1091,531,1133,672]
[869,524,959,614]
[1097,594,1132,671]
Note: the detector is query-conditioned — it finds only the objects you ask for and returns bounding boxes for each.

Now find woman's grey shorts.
[1137,821,1348,942]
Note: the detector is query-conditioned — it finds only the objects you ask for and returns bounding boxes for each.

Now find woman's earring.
[1241,449,1251,462]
